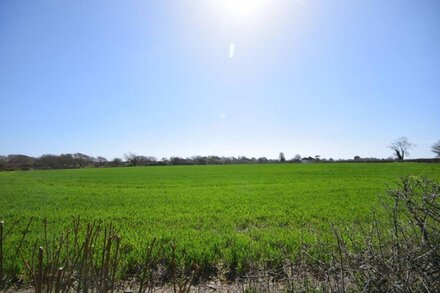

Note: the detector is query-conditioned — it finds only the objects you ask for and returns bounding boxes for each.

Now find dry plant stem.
[19,249,37,288]
[103,234,113,292]
[139,238,161,293]
[100,226,108,290]
[37,247,43,293]
[78,223,91,293]
[54,267,63,293]
[4,219,18,239]
[110,236,120,293]
[0,221,3,289]
[332,226,346,293]
[50,232,68,293]
[13,217,34,263]
[88,226,98,291]
[43,219,48,274]
[171,242,177,293]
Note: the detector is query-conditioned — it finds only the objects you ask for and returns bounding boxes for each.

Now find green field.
[1,162,439,275]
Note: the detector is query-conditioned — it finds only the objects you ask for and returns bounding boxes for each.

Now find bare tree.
[123,152,139,166]
[389,137,415,161]
[432,140,440,157]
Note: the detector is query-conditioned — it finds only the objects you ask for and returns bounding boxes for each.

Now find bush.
[296,176,440,292]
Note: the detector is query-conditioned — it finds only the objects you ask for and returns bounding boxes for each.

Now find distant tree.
[207,156,223,164]
[354,156,361,161]
[38,154,60,169]
[224,156,238,164]
[95,156,108,167]
[432,140,440,157]
[192,156,208,165]
[59,154,76,168]
[73,153,95,167]
[0,155,7,170]
[109,158,123,167]
[238,156,251,164]
[96,156,107,162]
[279,152,286,163]
[137,156,157,166]
[6,154,35,170]
[170,157,191,165]
[315,155,321,161]
[293,154,302,162]
[258,157,268,163]
[123,152,139,166]
[389,137,415,161]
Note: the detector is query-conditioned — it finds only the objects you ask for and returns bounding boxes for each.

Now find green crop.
[1,162,439,277]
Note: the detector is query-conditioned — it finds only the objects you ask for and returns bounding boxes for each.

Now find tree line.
[1,138,439,171]
[0,152,391,171]
[0,153,296,171]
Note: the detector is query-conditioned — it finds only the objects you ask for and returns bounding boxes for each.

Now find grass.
[1,162,439,278]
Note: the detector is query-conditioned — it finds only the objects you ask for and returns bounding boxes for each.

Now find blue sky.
[1,0,439,160]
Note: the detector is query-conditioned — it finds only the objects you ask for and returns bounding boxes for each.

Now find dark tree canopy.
[279,152,286,163]
[432,140,440,158]
[293,154,302,161]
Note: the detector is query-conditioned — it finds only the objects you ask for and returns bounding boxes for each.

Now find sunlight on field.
[0,163,439,272]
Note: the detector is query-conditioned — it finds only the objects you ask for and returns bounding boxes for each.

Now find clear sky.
[1,0,439,160]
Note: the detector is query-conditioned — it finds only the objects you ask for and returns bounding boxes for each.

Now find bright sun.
[218,0,266,19]
[200,0,279,58]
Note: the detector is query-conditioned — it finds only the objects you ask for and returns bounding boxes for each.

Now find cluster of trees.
[388,137,440,160]
[1,138,439,171]
[0,152,292,171]
[123,152,283,166]
[0,153,124,171]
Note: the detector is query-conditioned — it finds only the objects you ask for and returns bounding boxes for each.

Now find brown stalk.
[13,216,34,263]
[139,237,157,293]
[102,234,113,292]
[3,219,18,239]
[100,225,108,291]
[78,223,91,293]
[37,246,43,293]
[18,249,37,288]
[332,226,346,292]
[110,236,121,293]
[55,267,63,293]
[171,241,177,293]
[0,221,3,289]
[48,231,68,293]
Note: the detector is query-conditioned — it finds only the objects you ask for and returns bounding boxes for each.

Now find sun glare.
[201,0,280,31]
[218,0,267,19]
[196,0,285,59]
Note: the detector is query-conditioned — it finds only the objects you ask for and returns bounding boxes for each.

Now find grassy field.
[1,162,439,276]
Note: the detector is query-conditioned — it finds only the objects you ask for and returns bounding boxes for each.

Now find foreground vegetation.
[0,163,439,291]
